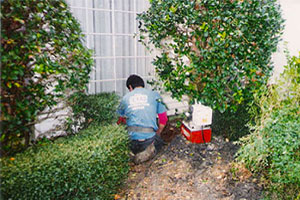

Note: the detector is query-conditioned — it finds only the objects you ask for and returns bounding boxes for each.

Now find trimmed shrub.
[236,52,300,199]
[0,125,130,200]
[68,92,120,132]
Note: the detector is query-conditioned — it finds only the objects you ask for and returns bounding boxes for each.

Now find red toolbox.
[181,122,211,143]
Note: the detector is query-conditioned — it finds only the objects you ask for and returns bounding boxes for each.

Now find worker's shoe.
[131,142,156,164]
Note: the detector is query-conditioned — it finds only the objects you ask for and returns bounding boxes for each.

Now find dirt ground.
[117,120,263,200]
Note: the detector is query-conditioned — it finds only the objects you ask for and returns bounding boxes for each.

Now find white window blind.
[66,0,155,96]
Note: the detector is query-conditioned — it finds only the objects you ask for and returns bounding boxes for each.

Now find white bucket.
[192,103,212,126]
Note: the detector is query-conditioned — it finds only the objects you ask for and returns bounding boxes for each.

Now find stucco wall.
[272,0,300,82]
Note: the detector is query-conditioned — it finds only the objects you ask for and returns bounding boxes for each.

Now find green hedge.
[238,104,300,199]
[68,92,120,132]
[0,125,130,200]
[237,52,300,199]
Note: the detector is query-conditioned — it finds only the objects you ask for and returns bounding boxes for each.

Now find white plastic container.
[191,103,212,127]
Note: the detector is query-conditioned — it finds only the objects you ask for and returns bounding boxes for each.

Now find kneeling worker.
[117,74,168,164]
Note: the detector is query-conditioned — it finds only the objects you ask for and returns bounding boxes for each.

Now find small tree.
[137,0,284,112]
[1,0,93,154]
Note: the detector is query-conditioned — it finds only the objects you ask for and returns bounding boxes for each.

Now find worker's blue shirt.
[117,88,167,140]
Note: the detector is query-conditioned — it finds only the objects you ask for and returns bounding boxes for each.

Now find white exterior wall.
[272,0,300,82]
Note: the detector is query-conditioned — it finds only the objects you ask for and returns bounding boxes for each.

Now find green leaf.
[170,6,177,13]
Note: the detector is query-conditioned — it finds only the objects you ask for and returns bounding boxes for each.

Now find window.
[66,0,155,96]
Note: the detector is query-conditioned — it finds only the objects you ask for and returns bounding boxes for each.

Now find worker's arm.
[156,112,168,135]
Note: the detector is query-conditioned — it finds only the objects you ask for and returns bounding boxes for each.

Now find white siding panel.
[161,94,189,116]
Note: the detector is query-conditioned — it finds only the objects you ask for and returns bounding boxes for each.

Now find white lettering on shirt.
[128,94,149,110]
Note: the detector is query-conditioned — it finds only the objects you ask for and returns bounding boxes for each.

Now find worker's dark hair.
[126,74,145,89]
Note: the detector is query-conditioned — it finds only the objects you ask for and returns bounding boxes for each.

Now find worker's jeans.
[130,134,164,154]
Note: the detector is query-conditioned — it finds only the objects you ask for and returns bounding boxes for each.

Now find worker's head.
[126,74,144,91]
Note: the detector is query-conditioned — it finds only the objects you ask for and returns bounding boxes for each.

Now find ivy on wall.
[137,0,284,112]
[1,0,93,154]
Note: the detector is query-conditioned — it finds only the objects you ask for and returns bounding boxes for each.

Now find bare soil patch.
[118,119,262,200]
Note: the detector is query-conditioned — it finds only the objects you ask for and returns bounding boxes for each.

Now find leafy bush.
[1,0,93,153]
[236,52,300,199]
[0,125,130,200]
[68,92,120,132]
[137,0,284,112]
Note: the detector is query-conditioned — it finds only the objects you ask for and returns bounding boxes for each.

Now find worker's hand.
[117,116,126,125]
[156,131,161,137]
[156,123,165,136]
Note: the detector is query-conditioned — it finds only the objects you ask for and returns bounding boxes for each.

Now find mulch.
[117,119,263,200]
